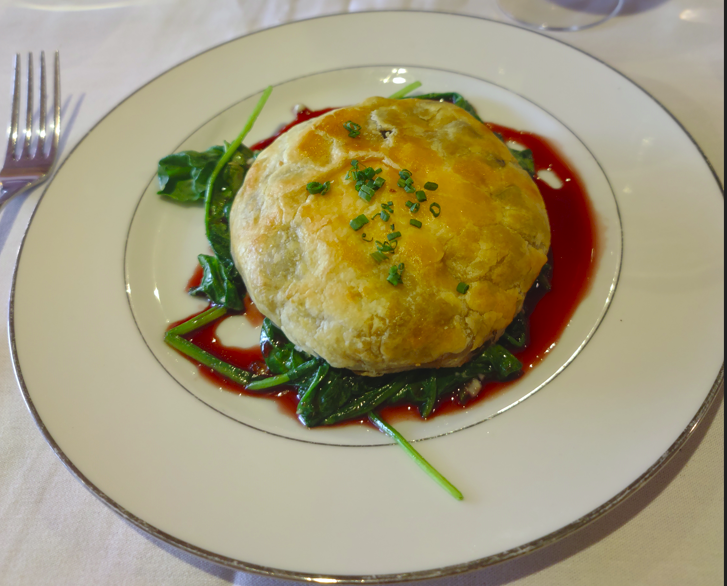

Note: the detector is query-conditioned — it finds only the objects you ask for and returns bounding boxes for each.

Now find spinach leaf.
[508,147,535,177]
[260,318,522,428]
[188,254,243,311]
[157,143,253,307]
[260,318,313,374]
[157,145,225,202]
[501,311,529,349]
[415,92,484,122]
[204,144,253,299]
[502,257,553,351]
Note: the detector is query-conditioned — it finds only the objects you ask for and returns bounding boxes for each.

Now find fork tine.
[21,52,34,159]
[47,51,60,161]
[5,53,21,164]
[38,51,47,157]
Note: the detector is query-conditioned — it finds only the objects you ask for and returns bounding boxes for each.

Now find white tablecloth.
[0,1,723,584]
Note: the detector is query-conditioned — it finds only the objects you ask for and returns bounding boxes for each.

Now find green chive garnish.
[379,210,390,221]
[397,178,407,188]
[404,185,416,194]
[306,181,330,194]
[387,231,402,241]
[362,233,373,242]
[374,176,385,189]
[371,251,387,263]
[387,263,405,286]
[430,203,441,217]
[410,219,422,228]
[350,215,369,231]
[399,169,412,179]
[359,185,375,201]
[351,160,359,169]
[376,240,396,253]
[344,121,361,138]
[424,182,438,191]
[457,282,470,294]
[415,190,427,202]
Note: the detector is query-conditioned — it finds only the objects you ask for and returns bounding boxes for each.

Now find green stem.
[323,379,407,426]
[205,85,273,220]
[245,359,319,390]
[167,306,227,336]
[165,331,254,387]
[368,411,464,501]
[165,306,269,390]
[388,81,422,100]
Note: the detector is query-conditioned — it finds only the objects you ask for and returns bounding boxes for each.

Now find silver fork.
[0,51,60,207]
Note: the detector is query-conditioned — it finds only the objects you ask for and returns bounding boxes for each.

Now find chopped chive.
[457,282,470,294]
[359,186,375,202]
[373,176,386,189]
[399,169,412,179]
[374,168,383,174]
[306,181,324,194]
[430,203,441,217]
[415,190,427,202]
[404,185,416,193]
[387,231,402,241]
[371,251,387,263]
[387,263,405,286]
[306,181,331,195]
[405,178,414,186]
[409,203,420,213]
[405,200,414,209]
[350,214,369,230]
[344,121,361,138]
[351,159,359,169]
[376,240,396,253]
[424,182,438,191]
[362,233,373,242]
[379,210,390,221]
[410,219,422,228]
[397,178,407,188]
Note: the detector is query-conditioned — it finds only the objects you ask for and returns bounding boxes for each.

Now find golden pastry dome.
[230,97,550,375]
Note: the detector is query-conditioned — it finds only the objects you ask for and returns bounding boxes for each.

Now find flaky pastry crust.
[230,97,550,375]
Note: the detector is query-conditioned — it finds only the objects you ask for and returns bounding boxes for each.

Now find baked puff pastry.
[230,97,550,376]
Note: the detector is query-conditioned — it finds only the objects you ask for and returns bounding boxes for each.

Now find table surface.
[0,1,723,585]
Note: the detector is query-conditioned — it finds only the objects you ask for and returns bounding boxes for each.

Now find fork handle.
[0,179,31,206]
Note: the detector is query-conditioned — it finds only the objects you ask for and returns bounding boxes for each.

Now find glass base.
[497,0,624,32]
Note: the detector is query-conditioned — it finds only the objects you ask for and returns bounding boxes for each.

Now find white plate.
[11,12,724,582]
